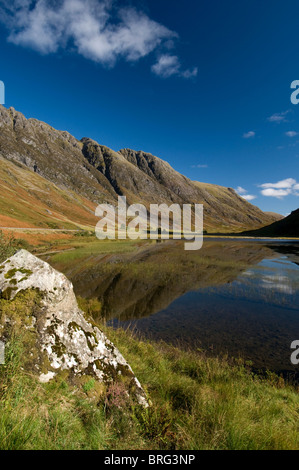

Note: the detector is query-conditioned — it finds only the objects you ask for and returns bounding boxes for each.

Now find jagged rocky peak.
[119,148,183,180]
[0,104,282,231]
[80,137,118,172]
[0,250,148,406]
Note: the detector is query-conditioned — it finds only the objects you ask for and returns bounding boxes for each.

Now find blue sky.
[0,0,299,215]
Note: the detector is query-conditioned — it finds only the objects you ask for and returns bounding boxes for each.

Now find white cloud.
[235,186,257,201]
[285,131,298,137]
[0,0,196,77]
[241,194,257,201]
[260,178,296,189]
[151,54,198,79]
[260,188,291,198]
[267,111,290,123]
[259,178,299,199]
[243,131,255,139]
[236,186,247,195]
[181,67,198,79]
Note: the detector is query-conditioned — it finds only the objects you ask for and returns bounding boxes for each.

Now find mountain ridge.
[0,105,282,232]
[242,209,299,238]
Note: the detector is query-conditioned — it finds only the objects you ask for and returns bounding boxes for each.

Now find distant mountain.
[0,105,281,232]
[242,209,299,238]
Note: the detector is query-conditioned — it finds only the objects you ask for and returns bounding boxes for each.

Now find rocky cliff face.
[0,106,116,205]
[0,104,281,232]
[0,250,148,406]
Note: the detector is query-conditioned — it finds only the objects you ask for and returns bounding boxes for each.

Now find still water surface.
[47,240,299,378]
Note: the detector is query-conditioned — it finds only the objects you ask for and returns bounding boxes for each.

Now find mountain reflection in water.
[46,240,299,378]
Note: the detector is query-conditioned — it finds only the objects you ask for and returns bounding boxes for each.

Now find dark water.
[47,240,299,378]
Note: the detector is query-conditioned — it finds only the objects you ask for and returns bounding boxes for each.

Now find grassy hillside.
[243,209,299,238]
[192,182,282,232]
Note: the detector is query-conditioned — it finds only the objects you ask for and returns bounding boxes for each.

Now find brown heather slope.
[0,155,98,230]
[0,105,281,232]
[190,181,282,232]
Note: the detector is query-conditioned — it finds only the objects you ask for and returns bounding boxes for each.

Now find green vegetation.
[0,231,17,264]
[0,231,31,264]
[77,296,103,318]
[0,335,108,450]
[42,236,258,279]
[40,238,145,272]
[101,326,299,450]
[0,291,298,450]
[74,230,95,238]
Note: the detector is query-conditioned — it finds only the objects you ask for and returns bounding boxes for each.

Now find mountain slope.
[0,151,97,229]
[0,105,281,232]
[118,150,282,231]
[0,154,99,230]
[242,209,299,238]
[190,181,280,232]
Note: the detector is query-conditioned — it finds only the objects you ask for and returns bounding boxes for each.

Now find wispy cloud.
[235,186,257,201]
[243,131,255,139]
[151,54,198,79]
[260,178,296,189]
[259,178,299,199]
[285,131,298,138]
[0,0,197,78]
[267,110,290,123]
[191,164,208,169]
[236,186,247,194]
[241,194,257,201]
[260,188,291,198]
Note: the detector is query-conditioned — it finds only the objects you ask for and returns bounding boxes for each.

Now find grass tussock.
[0,335,109,450]
[0,230,31,264]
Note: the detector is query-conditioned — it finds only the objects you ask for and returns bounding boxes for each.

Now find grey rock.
[0,250,148,406]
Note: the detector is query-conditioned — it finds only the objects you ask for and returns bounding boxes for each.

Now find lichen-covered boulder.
[0,250,148,406]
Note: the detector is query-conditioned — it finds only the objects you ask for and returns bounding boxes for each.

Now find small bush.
[77,297,102,318]
[0,231,31,263]
[74,231,94,238]
[0,231,17,263]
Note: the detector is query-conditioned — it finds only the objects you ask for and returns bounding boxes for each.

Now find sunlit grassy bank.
[0,303,298,450]
[100,324,299,450]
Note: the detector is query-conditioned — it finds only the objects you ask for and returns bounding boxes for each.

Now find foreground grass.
[0,233,298,450]
[101,326,299,450]
[0,323,298,450]
[0,336,108,450]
